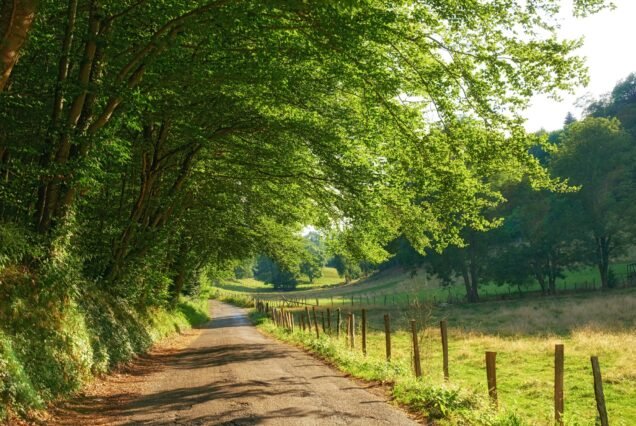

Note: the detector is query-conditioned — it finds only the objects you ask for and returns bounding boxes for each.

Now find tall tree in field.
[552,117,636,289]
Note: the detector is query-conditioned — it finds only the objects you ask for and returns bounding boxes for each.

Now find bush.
[0,282,209,421]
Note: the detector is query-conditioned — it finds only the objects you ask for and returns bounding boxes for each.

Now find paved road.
[54,300,417,425]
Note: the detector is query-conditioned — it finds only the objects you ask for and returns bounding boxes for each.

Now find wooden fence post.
[591,356,609,426]
[440,320,449,381]
[327,308,331,333]
[301,313,306,331]
[337,308,341,337]
[486,351,497,408]
[305,306,311,329]
[361,309,367,356]
[349,313,355,349]
[384,314,391,362]
[555,344,564,425]
[410,320,422,378]
[312,307,320,338]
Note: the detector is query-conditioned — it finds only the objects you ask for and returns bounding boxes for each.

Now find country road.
[52,300,417,425]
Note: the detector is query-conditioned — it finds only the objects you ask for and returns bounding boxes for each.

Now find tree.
[300,233,325,283]
[0,0,612,304]
[564,112,577,126]
[254,256,298,290]
[0,0,37,91]
[587,73,636,136]
[489,182,580,295]
[552,117,636,289]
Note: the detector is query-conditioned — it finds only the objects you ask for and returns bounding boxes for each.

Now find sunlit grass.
[254,289,636,424]
[215,267,344,293]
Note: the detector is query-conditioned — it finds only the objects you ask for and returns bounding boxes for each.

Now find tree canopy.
[0,0,612,305]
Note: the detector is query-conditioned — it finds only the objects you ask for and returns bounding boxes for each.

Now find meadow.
[220,267,636,424]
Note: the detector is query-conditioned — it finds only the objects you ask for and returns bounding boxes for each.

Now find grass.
[214,266,345,293]
[249,288,636,425]
[242,262,635,311]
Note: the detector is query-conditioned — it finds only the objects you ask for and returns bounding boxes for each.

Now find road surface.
[52,300,417,425]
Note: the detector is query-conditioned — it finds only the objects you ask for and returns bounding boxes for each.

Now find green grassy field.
[225,260,636,424]
[218,261,636,422]
[231,263,634,310]
[253,289,636,425]
[215,266,345,293]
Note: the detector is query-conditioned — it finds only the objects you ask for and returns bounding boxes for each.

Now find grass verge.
[249,311,525,425]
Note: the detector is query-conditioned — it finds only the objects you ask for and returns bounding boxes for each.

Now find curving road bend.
[53,300,417,425]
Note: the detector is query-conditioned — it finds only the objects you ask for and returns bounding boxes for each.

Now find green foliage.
[0,273,208,420]
[254,256,299,290]
[0,332,43,418]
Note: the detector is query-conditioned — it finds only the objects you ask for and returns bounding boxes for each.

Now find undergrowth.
[0,287,208,421]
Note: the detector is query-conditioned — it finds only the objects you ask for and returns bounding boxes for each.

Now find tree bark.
[461,261,479,303]
[0,0,37,91]
[596,236,611,288]
[170,239,189,305]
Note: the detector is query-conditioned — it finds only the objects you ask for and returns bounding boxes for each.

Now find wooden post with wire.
[486,351,498,408]
[361,309,367,356]
[554,344,564,425]
[410,320,421,378]
[312,307,320,338]
[440,320,449,380]
[349,313,355,349]
[384,314,391,362]
[591,356,609,426]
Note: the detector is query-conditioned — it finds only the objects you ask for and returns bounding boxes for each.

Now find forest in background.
[235,73,636,302]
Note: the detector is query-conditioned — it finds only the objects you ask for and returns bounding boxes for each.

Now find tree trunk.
[0,0,37,91]
[596,236,611,289]
[548,252,557,295]
[170,239,190,305]
[468,250,480,302]
[534,271,547,295]
[461,262,478,303]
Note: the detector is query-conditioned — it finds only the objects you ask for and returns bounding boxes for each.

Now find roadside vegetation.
[250,289,636,424]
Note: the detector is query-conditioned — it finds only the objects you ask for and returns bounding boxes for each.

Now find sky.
[523,0,636,132]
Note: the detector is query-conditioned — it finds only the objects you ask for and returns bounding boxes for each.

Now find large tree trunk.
[534,270,547,295]
[548,252,558,295]
[0,0,37,91]
[461,261,479,303]
[170,239,189,305]
[596,236,611,289]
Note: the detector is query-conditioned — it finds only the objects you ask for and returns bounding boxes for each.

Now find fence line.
[255,301,612,423]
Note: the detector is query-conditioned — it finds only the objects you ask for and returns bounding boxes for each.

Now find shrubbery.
[0,254,209,421]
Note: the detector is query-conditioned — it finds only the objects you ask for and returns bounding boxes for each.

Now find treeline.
[384,75,636,302]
